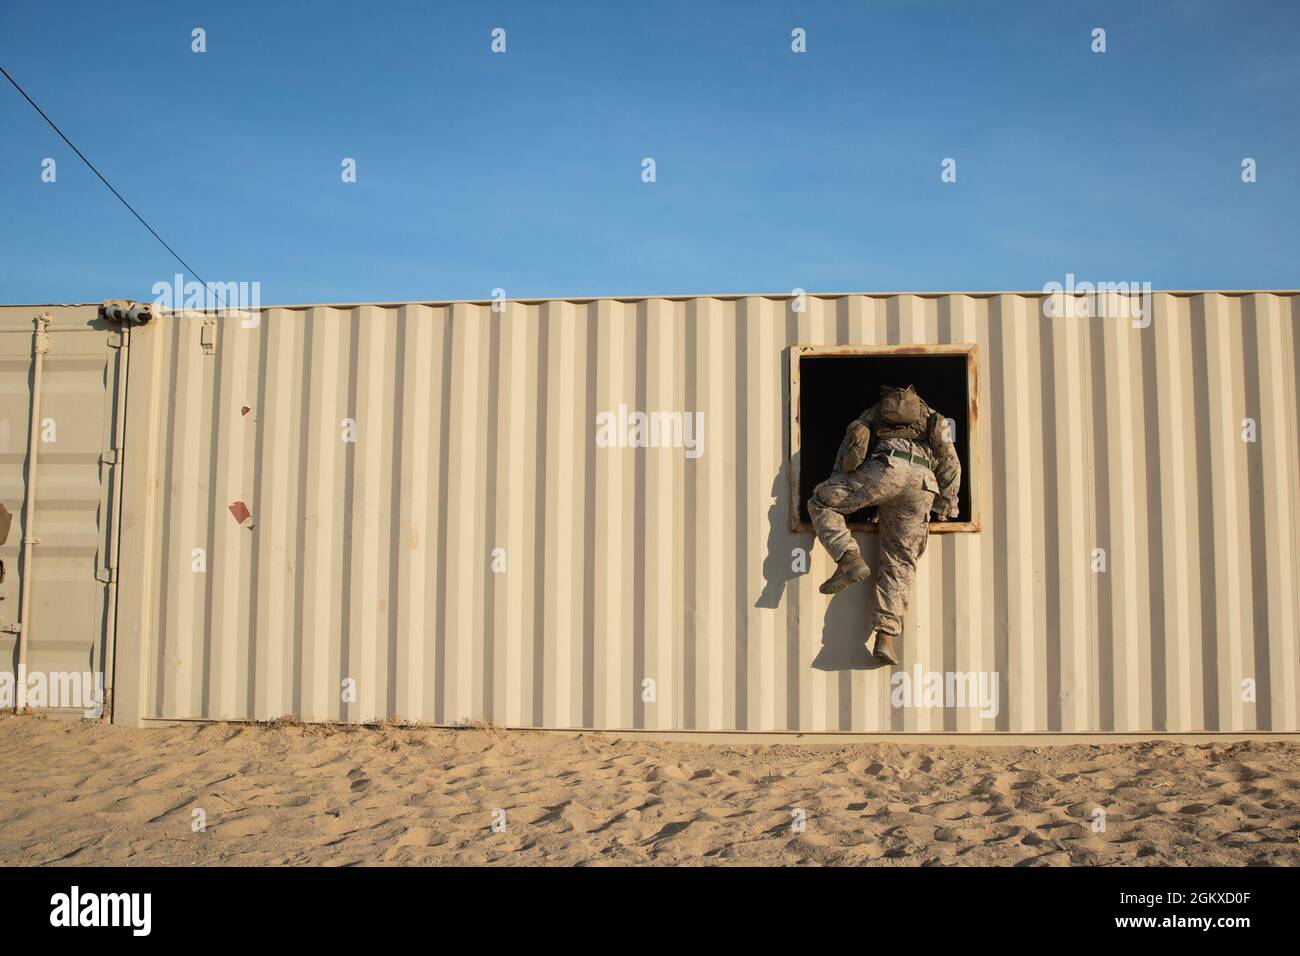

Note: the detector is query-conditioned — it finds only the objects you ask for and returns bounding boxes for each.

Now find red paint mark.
[229,500,251,525]
[241,406,251,416]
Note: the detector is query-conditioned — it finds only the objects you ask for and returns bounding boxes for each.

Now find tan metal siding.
[110,292,1300,732]
[0,308,120,710]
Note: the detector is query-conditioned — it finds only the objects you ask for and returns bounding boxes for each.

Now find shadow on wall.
[813,566,885,673]
[756,450,884,674]
[0,501,12,676]
[755,460,797,611]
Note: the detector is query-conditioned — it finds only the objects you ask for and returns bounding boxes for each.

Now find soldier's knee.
[811,479,849,511]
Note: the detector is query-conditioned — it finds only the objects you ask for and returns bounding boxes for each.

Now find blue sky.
[1,0,1297,304]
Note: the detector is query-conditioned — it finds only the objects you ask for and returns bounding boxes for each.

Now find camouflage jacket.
[832,400,962,518]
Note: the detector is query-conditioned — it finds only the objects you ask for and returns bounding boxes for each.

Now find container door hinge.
[100,449,119,465]
[0,623,20,634]
[201,318,217,355]
[96,566,118,584]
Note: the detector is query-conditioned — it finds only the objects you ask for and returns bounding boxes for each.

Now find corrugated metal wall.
[111,292,1300,732]
[0,308,119,703]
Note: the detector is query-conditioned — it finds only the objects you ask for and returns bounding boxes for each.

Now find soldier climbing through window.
[808,384,961,666]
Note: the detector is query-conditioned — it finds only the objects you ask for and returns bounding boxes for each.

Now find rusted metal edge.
[20,289,1294,314]
[787,343,981,535]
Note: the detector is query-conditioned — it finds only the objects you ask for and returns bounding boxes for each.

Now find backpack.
[875,384,927,440]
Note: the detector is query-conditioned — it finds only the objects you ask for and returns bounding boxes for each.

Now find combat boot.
[869,630,900,666]
[819,551,870,595]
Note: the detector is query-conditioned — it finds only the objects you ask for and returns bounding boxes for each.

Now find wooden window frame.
[788,343,981,534]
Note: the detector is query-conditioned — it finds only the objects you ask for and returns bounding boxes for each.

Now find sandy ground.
[0,715,1297,866]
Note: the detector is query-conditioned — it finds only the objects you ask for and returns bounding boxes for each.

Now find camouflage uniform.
[808,397,961,638]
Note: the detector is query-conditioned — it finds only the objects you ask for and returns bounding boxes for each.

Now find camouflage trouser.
[808,456,937,637]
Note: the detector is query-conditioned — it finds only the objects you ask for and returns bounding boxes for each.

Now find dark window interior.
[797,354,972,525]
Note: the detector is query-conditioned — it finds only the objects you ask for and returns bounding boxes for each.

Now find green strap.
[887,448,932,469]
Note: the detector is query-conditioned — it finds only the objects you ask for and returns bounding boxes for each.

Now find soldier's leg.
[870,484,936,640]
[808,478,869,561]
[809,478,872,594]
[808,459,905,560]
[811,461,911,596]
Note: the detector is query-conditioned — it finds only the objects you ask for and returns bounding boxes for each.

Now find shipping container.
[3,292,1298,733]
[0,307,123,717]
